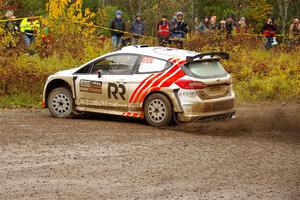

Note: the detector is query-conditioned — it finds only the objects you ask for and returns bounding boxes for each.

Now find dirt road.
[0,103,299,200]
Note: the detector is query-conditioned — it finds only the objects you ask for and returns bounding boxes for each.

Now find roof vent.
[134,45,149,48]
[121,45,149,51]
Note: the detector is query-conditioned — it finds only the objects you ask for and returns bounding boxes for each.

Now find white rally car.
[42,46,235,127]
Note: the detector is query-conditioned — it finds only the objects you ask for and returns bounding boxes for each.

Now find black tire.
[47,87,75,118]
[144,93,173,127]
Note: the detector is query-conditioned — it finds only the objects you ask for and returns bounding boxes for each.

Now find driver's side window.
[91,54,139,75]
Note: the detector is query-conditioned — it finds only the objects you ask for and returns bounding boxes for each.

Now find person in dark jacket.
[130,14,144,45]
[261,17,277,49]
[226,16,236,35]
[170,12,188,38]
[110,11,126,49]
[157,15,170,46]
[170,12,188,48]
[198,17,210,33]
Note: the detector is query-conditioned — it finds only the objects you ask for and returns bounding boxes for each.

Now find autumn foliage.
[0,0,300,107]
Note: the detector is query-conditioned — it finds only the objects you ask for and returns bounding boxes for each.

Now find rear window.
[182,60,228,78]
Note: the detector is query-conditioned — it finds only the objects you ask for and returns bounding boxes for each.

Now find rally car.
[42,46,235,127]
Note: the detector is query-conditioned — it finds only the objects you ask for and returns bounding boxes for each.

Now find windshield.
[183,60,228,79]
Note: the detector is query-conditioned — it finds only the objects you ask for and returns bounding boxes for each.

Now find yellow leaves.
[46,0,96,37]
[85,8,91,16]
[47,0,72,20]
[0,23,19,49]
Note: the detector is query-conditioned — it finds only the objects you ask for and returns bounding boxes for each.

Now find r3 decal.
[108,83,126,100]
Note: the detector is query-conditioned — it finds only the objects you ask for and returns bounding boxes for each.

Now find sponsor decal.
[79,80,102,94]
[178,91,197,97]
[141,56,154,64]
[108,83,126,100]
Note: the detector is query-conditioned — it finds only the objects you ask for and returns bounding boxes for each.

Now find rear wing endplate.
[186,52,230,62]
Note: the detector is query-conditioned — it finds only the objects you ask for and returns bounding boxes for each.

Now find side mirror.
[97,70,102,78]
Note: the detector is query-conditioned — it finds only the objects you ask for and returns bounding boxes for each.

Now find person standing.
[289,18,300,44]
[170,12,188,48]
[130,14,144,45]
[109,11,126,50]
[209,16,218,32]
[218,17,227,33]
[226,16,236,35]
[261,17,277,49]
[194,17,200,33]
[170,12,188,38]
[237,17,247,33]
[20,12,40,48]
[198,17,210,33]
[4,10,19,33]
[157,15,170,46]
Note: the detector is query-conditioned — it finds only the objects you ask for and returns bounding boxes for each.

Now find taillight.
[175,79,207,89]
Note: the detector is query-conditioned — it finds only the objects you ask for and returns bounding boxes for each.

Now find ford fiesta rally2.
[42,46,235,127]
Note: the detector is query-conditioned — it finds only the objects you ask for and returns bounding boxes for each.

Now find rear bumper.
[177,98,235,122]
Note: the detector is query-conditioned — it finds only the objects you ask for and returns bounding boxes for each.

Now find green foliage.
[0,93,40,108]
[224,48,300,101]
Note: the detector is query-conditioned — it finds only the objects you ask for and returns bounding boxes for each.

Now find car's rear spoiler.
[186,52,230,63]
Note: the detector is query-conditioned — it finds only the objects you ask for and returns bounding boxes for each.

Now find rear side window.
[183,60,228,78]
[138,56,170,73]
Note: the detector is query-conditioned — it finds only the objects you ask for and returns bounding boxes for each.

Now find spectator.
[20,12,40,48]
[194,17,200,32]
[219,17,227,33]
[210,16,218,31]
[237,17,247,33]
[289,18,300,44]
[170,12,188,38]
[130,14,145,45]
[170,12,188,48]
[226,16,236,34]
[157,15,170,46]
[109,11,126,50]
[198,17,210,33]
[4,10,19,33]
[171,12,177,21]
[261,17,277,49]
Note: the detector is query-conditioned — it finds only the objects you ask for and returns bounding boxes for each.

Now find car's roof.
[116,46,199,61]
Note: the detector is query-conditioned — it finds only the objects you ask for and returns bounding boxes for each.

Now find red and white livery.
[42,46,235,127]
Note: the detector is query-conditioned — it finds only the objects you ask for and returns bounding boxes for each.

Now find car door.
[74,61,109,108]
[97,54,140,112]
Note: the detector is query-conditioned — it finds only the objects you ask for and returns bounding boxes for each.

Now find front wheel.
[144,93,173,127]
[47,87,75,118]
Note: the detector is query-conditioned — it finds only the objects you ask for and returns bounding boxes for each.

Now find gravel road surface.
[0,103,299,200]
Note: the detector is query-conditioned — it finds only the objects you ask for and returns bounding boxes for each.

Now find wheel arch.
[142,91,174,110]
[44,79,72,108]
[142,89,183,113]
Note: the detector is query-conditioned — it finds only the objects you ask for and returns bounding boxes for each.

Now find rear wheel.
[47,87,75,118]
[144,93,173,127]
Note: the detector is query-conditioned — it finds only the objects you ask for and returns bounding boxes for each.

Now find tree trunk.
[276,0,290,44]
